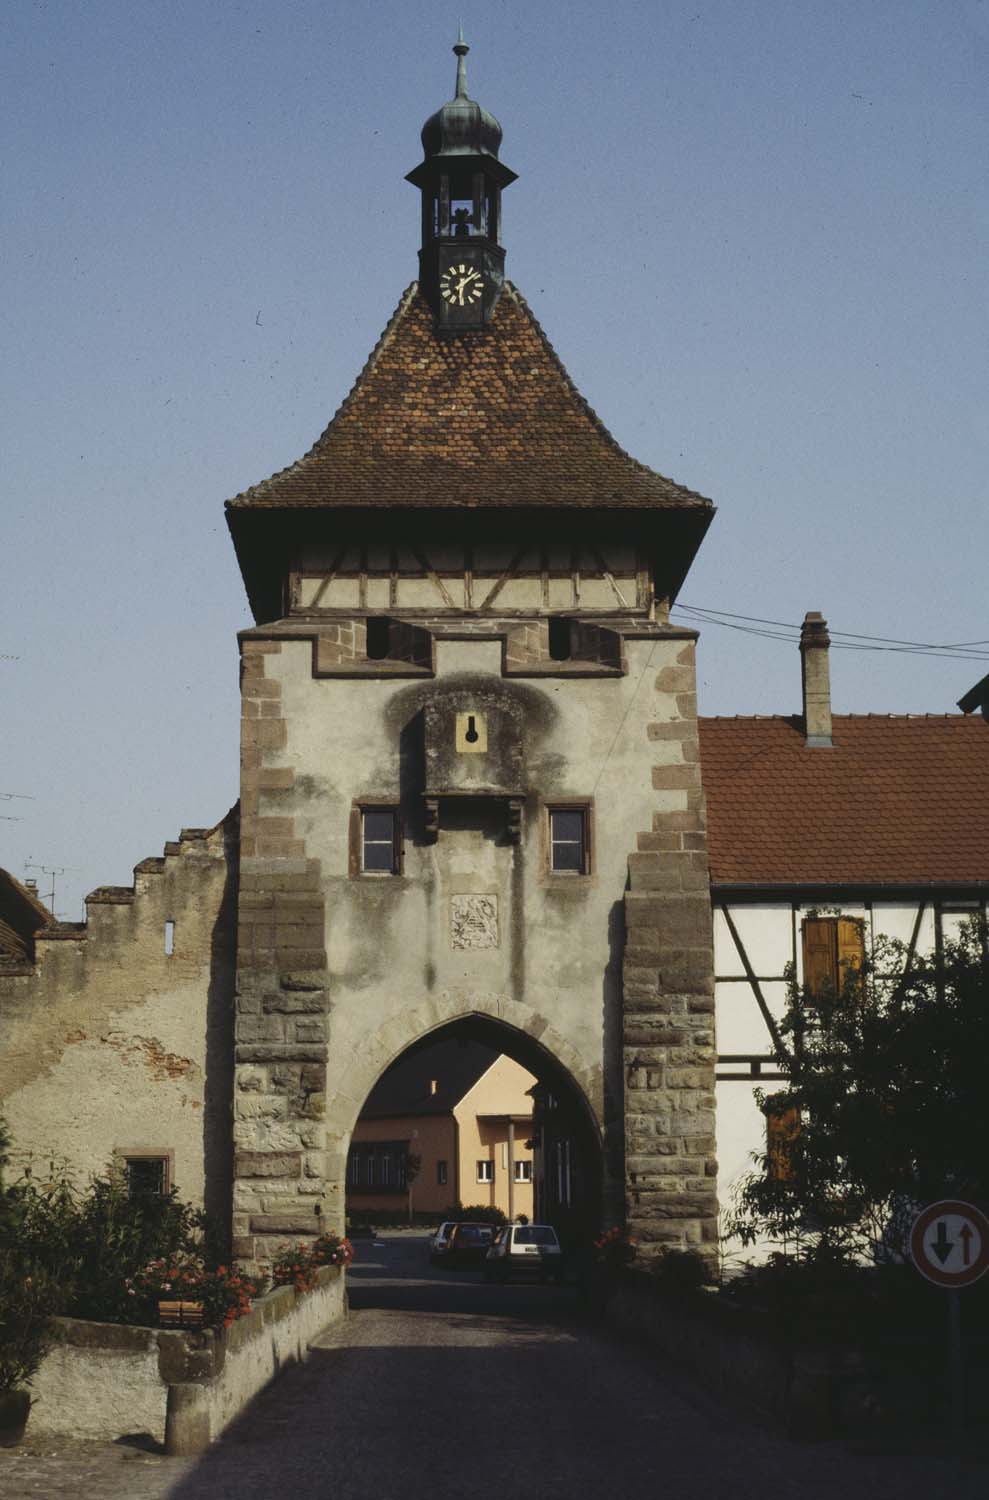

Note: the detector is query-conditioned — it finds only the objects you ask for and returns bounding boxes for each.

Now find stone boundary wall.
[603,1272,959,1439]
[28,1266,345,1455]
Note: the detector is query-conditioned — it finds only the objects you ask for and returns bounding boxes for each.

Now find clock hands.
[455,268,480,305]
[440,264,484,307]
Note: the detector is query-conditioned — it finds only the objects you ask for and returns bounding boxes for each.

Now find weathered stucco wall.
[0,819,237,1215]
[232,618,717,1266]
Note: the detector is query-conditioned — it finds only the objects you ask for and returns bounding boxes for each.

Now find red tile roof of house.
[699,715,989,888]
[225,284,712,513]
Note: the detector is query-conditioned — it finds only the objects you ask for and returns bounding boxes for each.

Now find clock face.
[440,262,485,309]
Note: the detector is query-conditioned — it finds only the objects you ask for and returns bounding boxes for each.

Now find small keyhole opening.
[465,715,479,744]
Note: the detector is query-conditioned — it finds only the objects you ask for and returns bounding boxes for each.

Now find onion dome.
[420,29,504,159]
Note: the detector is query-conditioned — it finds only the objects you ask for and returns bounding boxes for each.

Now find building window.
[765,1098,801,1181]
[123,1154,170,1199]
[379,1153,391,1187]
[548,806,589,874]
[361,808,400,874]
[437,1160,448,1186]
[514,1160,532,1183]
[801,916,864,1001]
[348,1152,361,1187]
[476,1159,494,1183]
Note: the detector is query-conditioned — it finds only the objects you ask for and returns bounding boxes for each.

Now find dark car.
[446,1222,495,1266]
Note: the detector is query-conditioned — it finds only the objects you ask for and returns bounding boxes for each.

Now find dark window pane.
[363,811,395,843]
[552,840,583,872]
[362,840,394,872]
[551,810,584,844]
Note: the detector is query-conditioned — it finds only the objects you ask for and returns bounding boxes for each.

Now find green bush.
[724,919,989,1263]
[647,1246,715,1292]
[442,1203,507,1226]
[0,1120,62,1392]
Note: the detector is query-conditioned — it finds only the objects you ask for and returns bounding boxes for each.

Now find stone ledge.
[31,1268,345,1454]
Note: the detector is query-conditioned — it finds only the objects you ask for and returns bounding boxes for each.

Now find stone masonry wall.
[622,637,718,1266]
[0,820,236,1217]
[233,639,330,1266]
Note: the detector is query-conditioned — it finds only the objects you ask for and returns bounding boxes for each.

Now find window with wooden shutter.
[801,917,864,1000]
[766,1100,800,1181]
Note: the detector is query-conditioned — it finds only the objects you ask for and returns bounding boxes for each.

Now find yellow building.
[348,1040,535,1223]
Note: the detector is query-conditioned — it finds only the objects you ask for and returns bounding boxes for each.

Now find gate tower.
[225,37,718,1268]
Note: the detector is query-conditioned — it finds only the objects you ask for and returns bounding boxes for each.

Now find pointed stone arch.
[322,993,603,1200]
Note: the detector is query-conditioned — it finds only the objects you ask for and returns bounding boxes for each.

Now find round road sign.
[909,1200,989,1289]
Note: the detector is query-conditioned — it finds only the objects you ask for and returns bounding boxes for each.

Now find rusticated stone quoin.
[233,639,330,1269]
[623,637,718,1266]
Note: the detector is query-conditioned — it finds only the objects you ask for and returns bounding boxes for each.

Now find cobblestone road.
[1,1232,986,1500]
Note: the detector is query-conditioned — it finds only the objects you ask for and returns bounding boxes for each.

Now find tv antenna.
[24,861,78,919]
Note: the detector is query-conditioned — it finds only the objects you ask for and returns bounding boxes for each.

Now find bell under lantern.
[406,30,517,332]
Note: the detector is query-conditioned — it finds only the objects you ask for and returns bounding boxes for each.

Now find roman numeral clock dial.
[440,263,485,307]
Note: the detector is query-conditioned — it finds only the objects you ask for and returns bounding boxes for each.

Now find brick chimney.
[800,611,832,747]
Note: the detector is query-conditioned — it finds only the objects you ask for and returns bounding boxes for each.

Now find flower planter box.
[158,1300,205,1329]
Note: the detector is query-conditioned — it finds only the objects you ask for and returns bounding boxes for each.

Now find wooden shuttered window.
[801,917,865,1000]
[766,1100,801,1181]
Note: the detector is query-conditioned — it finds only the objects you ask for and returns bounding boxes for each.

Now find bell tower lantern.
[406,31,517,332]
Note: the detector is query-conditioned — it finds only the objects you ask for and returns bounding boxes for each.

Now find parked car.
[446,1222,496,1267]
[484,1223,564,1282]
[428,1221,459,1263]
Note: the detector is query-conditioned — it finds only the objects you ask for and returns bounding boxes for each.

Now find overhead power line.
[672,604,989,664]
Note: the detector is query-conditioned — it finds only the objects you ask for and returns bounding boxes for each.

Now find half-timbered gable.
[701,616,989,1254]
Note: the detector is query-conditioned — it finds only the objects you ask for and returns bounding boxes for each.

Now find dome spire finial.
[453,24,469,100]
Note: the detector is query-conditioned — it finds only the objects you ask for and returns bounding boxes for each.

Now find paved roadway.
[1,1230,986,1499]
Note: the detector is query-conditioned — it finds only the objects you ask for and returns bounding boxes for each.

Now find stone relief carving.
[451,894,499,950]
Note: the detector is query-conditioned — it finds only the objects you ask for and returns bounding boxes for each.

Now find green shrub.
[647,1246,715,1292]
[442,1203,507,1226]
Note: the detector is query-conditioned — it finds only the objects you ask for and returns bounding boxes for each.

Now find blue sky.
[3,1,987,916]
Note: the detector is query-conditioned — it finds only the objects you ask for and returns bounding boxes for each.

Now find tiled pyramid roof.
[226,284,711,513]
[699,715,989,887]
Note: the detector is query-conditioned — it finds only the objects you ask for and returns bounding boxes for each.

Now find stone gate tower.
[226,39,718,1268]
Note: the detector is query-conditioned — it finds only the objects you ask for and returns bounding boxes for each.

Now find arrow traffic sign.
[909,1200,989,1289]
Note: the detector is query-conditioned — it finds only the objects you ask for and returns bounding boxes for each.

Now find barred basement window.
[124,1155,170,1198]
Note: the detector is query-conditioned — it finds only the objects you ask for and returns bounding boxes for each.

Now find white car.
[428,1221,458,1263]
[483,1223,564,1283]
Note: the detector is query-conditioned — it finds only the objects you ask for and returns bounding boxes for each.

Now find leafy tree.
[725,918,989,1262]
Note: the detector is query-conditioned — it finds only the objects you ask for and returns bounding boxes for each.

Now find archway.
[338,1011,605,1248]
